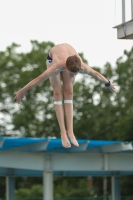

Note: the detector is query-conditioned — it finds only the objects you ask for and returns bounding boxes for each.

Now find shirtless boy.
[14,43,116,148]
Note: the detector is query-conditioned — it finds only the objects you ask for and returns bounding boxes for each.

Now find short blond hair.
[66,55,81,72]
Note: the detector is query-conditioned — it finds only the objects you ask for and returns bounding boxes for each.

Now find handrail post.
[131,0,133,19]
[122,0,126,23]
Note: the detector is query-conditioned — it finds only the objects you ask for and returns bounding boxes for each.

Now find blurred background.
[0,0,133,199]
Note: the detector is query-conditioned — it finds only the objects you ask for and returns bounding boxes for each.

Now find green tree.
[73,63,117,140]
[113,47,133,141]
[0,41,58,137]
[15,184,43,199]
[15,177,92,199]
[1,41,133,197]
[0,41,90,138]
[0,177,5,198]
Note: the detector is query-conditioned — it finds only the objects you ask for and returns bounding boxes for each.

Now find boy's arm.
[80,63,116,92]
[14,62,63,103]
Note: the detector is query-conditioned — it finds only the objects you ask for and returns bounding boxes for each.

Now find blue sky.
[0,0,132,67]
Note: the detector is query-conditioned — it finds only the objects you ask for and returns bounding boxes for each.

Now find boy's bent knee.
[63,90,73,99]
[53,89,63,100]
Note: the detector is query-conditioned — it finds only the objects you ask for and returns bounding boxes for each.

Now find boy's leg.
[61,72,79,147]
[54,100,71,148]
[46,62,71,148]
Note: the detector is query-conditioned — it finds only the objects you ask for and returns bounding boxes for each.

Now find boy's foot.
[67,132,79,147]
[61,133,71,148]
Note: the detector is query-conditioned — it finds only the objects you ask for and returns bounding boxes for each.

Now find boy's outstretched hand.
[14,89,25,104]
[108,83,116,92]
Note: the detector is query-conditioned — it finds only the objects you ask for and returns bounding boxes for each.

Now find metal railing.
[122,0,133,23]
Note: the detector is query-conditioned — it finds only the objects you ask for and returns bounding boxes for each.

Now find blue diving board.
[0,137,132,153]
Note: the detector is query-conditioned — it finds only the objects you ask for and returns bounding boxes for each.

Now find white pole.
[111,176,121,200]
[6,177,15,200]
[122,0,126,23]
[43,155,53,200]
[43,171,53,200]
[131,0,133,19]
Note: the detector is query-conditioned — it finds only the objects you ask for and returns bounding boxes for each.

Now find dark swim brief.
[46,54,52,63]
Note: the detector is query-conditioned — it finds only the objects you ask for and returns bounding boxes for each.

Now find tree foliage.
[0,41,57,137]
[1,41,133,197]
